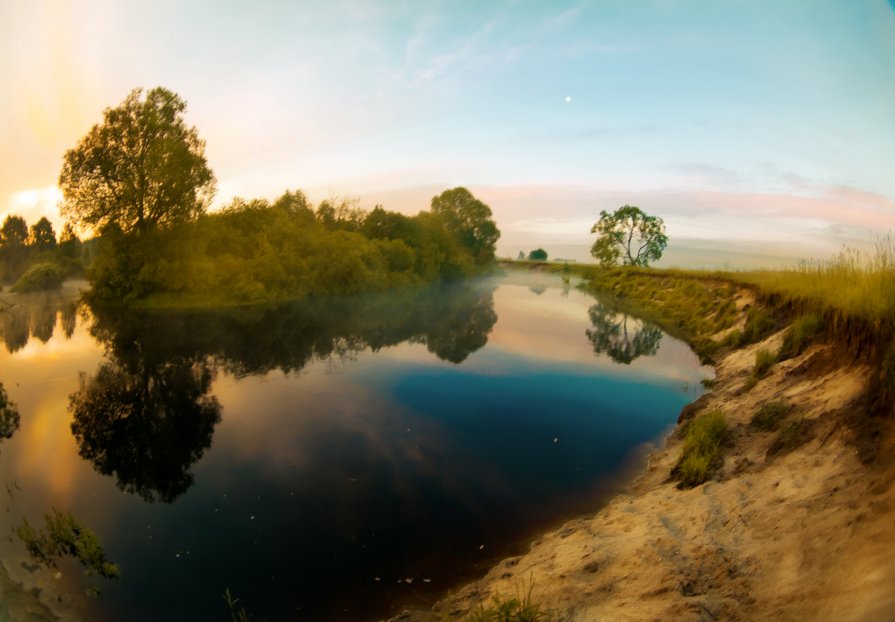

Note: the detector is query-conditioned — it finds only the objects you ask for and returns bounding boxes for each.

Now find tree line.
[56,87,500,306]
[0,215,84,289]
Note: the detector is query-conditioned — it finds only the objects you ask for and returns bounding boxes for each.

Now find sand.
[395,315,895,621]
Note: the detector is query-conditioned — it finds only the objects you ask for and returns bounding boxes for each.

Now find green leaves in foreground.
[16,509,119,579]
[672,410,728,488]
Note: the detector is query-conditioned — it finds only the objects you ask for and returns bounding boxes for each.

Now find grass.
[16,508,119,579]
[466,581,550,622]
[750,401,792,431]
[738,235,895,323]
[753,348,777,377]
[573,266,740,360]
[778,312,822,360]
[672,410,728,488]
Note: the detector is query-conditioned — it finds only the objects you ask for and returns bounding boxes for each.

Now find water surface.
[0,273,708,621]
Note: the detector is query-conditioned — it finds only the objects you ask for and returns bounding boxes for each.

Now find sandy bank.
[395,298,895,621]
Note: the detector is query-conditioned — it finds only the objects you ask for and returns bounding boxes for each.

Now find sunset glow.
[2,0,894,265]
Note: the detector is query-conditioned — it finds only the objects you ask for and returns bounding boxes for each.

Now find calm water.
[0,273,708,621]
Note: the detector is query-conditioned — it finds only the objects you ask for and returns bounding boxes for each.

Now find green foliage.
[753,348,777,378]
[672,410,727,488]
[11,262,65,293]
[750,401,791,431]
[590,205,667,267]
[16,509,119,579]
[86,187,500,306]
[741,307,776,345]
[527,248,548,261]
[779,312,822,360]
[431,187,500,265]
[584,267,739,360]
[59,87,215,236]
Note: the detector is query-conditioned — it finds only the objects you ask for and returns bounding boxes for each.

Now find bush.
[672,410,727,488]
[779,312,822,360]
[11,262,65,293]
[750,401,791,431]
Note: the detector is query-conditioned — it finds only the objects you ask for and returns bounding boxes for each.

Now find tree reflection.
[0,383,19,440]
[0,294,82,352]
[72,280,497,503]
[70,358,220,503]
[586,303,663,364]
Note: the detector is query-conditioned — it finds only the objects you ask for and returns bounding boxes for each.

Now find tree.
[528,248,548,261]
[590,205,667,267]
[1,215,29,279]
[586,303,663,364]
[59,87,215,236]
[430,187,500,264]
[29,217,57,252]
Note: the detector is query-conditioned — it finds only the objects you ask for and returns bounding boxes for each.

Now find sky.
[2,0,894,267]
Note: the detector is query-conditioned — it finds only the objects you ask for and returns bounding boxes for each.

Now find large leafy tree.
[430,187,500,264]
[59,87,215,236]
[590,205,667,267]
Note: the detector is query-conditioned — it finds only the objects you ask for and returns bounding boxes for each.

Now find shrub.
[778,312,822,360]
[672,410,727,488]
[11,262,65,293]
[750,401,791,431]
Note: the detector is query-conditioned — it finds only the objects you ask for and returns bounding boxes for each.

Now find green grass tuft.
[750,401,791,431]
[672,410,728,488]
[753,348,777,377]
[466,581,549,622]
[778,312,822,360]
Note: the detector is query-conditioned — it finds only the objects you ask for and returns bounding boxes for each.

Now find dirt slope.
[396,320,895,621]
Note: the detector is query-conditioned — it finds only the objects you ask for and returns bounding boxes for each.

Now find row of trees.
[0,215,83,283]
[57,87,500,305]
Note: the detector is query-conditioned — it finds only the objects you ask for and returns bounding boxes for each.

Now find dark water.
[0,273,709,621]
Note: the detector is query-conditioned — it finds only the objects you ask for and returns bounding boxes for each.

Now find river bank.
[393,272,895,621]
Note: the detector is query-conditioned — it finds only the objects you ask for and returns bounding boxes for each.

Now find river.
[0,272,709,621]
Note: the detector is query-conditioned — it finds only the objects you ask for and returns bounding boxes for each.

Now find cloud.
[662,163,739,187]
[2,186,64,230]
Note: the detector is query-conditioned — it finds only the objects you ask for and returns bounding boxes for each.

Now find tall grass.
[739,235,895,321]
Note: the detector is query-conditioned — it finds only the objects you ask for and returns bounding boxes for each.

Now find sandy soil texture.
[396,317,895,621]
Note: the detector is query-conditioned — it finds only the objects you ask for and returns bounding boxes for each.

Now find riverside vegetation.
[412,240,895,621]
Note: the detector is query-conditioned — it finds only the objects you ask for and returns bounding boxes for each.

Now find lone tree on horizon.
[59,87,216,236]
[590,205,667,267]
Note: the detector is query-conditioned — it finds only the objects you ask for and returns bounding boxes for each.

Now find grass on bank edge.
[672,410,728,488]
[466,580,551,622]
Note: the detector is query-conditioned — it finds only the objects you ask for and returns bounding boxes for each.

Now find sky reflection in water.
[0,273,709,621]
